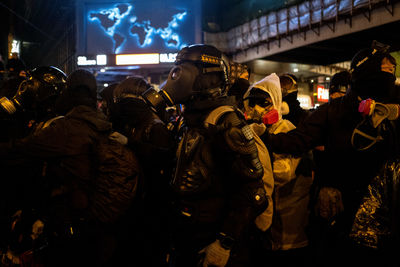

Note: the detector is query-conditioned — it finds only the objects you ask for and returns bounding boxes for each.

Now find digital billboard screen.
[79,0,201,55]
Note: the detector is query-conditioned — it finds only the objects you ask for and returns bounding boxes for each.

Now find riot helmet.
[350,40,397,102]
[12,66,66,113]
[161,44,228,105]
[142,44,229,114]
[113,76,151,103]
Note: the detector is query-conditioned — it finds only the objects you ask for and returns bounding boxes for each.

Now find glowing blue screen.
[84,1,198,54]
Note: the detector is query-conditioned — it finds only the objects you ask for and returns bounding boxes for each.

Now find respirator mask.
[244,96,279,125]
[351,98,400,151]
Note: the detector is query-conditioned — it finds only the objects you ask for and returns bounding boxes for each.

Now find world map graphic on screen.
[87,3,192,54]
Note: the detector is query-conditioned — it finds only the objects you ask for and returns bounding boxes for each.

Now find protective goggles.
[245,97,273,108]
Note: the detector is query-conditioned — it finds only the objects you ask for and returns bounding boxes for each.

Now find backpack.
[89,135,141,224]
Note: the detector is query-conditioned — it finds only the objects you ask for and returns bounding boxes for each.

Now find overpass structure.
[204,0,400,65]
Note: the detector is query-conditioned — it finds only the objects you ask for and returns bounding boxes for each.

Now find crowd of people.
[0,40,399,267]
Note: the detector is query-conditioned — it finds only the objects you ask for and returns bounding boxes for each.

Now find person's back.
[107,76,174,266]
[0,69,117,266]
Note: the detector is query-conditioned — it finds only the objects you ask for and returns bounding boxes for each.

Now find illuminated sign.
[96,55,107,65]
[116,53,159,65]
[11,40,20,54]
[317,85,329,102]
[80,1,200,55]
[160,53,177,63]
[297,94,313,109]
[77,55,107,66]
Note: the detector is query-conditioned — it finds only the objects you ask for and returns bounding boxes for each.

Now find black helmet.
[160,44,229,105]
[66,69,97,100]
[113,76,151,102]
[14,66,67,111]
[329,71,351,95]
[350,40,396,102]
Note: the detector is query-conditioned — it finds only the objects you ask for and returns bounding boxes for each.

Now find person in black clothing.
[98,83,118,119]
[142,44,268,267]
[108,76,174,266]
[279,73,310,127]
[261,40,399,266]
[0,69,117,266]
[329,70,351,100]
[0,66,67,141]
[227,64,250,111]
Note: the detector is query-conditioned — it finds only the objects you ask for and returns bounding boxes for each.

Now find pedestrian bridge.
[204,0,400,65]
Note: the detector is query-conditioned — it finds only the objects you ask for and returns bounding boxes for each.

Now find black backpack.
[89,135,141,224]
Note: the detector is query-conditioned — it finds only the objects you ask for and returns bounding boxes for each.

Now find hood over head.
[244,73,283,120]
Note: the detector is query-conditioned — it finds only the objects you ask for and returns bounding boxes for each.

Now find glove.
[251,123,267,136]
[316,187,344,220]
[109,131,128,145]
[199,240,231,267]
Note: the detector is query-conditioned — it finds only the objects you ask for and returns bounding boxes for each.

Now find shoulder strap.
[42,116,65,129]
[204,105,235,128]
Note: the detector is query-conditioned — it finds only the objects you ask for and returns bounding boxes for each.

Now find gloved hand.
[251,122,267,136]
[316,187,344,220]
[109,131,128,145]
[199,240,231,267]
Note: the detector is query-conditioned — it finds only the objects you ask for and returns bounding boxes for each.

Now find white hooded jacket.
[244,73,312,250]
[244,73,301,186]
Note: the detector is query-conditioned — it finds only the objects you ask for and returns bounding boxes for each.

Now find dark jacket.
[282,91,310,127]
[262,90,398,230]
[0,105,112,217]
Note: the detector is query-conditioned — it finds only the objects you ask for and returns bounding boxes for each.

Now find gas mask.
[161,62,200,105]
[142,44,228,114]
[0,66,66,115]
[351,98,400,151]
[244,96,279,125]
